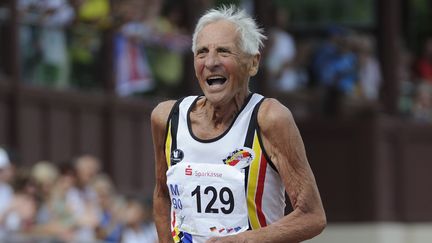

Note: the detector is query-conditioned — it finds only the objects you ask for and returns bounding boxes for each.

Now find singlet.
[164,93,286,243]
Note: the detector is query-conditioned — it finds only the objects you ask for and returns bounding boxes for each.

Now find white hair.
[192,5,267,55]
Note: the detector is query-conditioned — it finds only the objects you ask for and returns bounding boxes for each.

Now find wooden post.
[7,0,20,151]
[376,0,402,114]
[252,0,273,95]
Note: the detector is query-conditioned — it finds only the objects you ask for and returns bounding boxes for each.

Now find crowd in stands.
[0,147,158,243]
[264,12,432,121]
[6,0,432,121]
[16,0,191,95]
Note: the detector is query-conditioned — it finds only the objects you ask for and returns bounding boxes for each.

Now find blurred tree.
[407,0,432,53]
[275,0,374,27]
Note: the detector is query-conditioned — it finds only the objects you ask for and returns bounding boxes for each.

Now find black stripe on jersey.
[250,98,279,173]
[166,97,184,165]
[244,97,264,148]
[243,166,252,230]
[243,96,263,231]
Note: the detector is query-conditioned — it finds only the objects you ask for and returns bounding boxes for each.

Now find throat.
[190,94,250,139]
[190,100,241,140]
[209,107,238,128]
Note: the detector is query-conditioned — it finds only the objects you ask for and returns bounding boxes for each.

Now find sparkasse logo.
[185,165,192,176]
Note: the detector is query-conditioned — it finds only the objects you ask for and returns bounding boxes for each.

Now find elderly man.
[152,5,326,243]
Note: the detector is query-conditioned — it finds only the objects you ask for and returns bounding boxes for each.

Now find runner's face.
[194,20,258,106]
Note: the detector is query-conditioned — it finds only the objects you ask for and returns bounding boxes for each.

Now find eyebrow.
[216,47,231,52]
[196,45,233,53]
[196,47,208,53]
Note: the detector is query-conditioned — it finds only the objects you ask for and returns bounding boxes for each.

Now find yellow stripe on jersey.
[172,226,180,242]
[247,131,263,229]
[165,122,172,168]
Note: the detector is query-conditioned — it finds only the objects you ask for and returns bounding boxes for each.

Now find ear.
[249,53,261,76]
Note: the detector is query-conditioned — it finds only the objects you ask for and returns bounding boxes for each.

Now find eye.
[217,47,230,53]
[196,48,208,57]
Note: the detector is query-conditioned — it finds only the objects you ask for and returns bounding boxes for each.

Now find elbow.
[317,212,327,235]
[312,210,327,236]
[293,204,327,239]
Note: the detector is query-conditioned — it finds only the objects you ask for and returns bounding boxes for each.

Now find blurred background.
[0,0,431,242]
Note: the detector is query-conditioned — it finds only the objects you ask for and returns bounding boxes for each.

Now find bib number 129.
[191,185,234,214]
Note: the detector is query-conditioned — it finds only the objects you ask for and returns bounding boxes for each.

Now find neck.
[201,92,250,128]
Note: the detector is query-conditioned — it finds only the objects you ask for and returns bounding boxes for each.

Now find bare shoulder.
[257,98,295,130]
[151,100,177,129]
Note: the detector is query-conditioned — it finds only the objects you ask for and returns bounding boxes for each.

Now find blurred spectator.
[143,1,191,96]
[353,34,382,101]
[310,26,358,115]
[17,0,40,84]
[398,47,416,116]
[32,162,77,241]
[93,173,124,242]
[66,154,101,241]
[412,82,432,122]
[311,26,357,94]
[113,0,190,97]
[0,150,162,242]
[121,197,157,243]
[18,0,75,88]
[265,7,301,92]
[69,0,111,90]
[114,0,154,96]
[0,169,37,235]
[414,36,432,83]
[31,161,59,202]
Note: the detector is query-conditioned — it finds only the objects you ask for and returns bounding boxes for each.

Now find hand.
[205,234,248,243]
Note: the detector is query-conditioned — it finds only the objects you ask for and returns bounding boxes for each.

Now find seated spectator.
[93,173,124,242]
[0,169,37,235]
[121,197,157,243]
[32,163,76,242]
[66,154,102,242]
[31,161,59,203]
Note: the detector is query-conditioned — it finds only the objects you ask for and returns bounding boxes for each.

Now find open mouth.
[206,76,227,85]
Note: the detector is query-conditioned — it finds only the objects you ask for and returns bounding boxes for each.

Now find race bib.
[166,163,249,238]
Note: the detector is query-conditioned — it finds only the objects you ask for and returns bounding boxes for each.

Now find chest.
[188,114,232,140]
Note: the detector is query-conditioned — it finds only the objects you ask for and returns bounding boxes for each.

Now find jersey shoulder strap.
[165,97,185,168]
[243,96,279,173]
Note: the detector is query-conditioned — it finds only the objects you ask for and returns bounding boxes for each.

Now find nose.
[204,50,221,70]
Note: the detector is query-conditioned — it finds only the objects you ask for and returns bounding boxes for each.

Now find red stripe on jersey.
[255,153,267,227]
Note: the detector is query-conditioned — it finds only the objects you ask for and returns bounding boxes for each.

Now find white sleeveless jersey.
[165,93,286,243]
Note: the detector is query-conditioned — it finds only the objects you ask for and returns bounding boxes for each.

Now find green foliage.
[408,0,432,52]
[215,0,240,7]
[274,0,374,26]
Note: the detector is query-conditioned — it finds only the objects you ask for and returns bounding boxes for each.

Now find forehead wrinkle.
[196,21,240,48]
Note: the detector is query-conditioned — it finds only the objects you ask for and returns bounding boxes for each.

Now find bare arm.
[151,100,176,243]
[208,98,326,243]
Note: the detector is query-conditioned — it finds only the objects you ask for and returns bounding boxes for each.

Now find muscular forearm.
[240,209,326,243]
[153,187,173,243]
